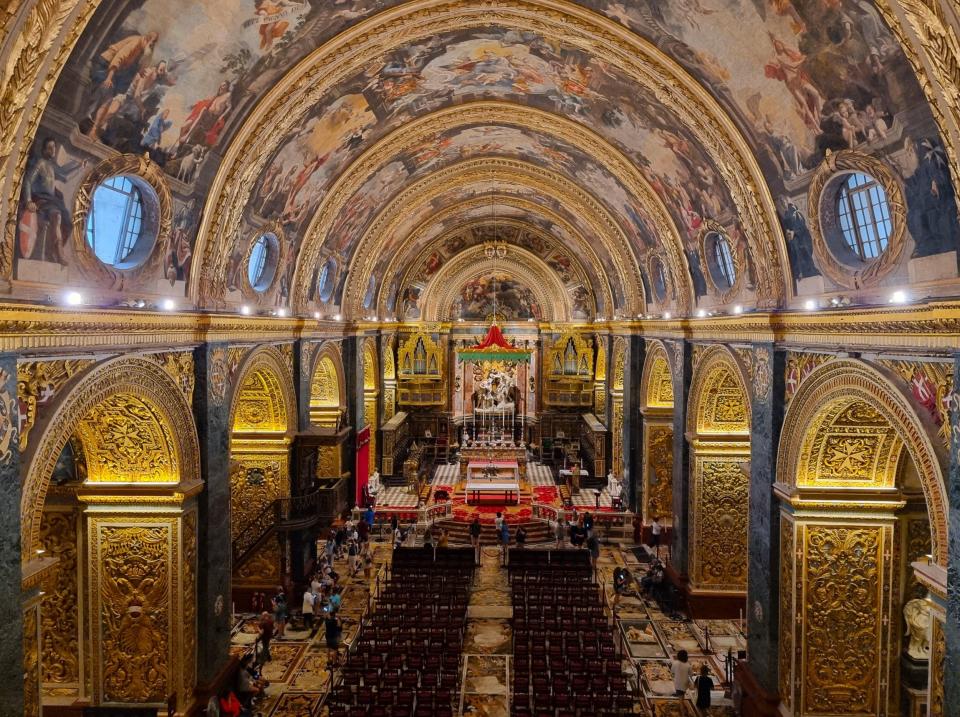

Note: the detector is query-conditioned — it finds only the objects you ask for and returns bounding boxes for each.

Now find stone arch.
[639,340,675,526]
[227,345,297,436]
[775,358,948,714]
[685,344,751,594]
[20,356,199,563]
[308,342,346,428]
[687,345,751,436]
[777,358,948,565]
[361,337,379,476]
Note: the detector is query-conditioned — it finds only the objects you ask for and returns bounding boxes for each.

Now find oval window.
[362,275,377,309]
[837,172,891,261]
[85,175,157,269]
[248,233,279,292]
[706,231,737,290]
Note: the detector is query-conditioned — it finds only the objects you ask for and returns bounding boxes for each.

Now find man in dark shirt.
[469,517,482,564]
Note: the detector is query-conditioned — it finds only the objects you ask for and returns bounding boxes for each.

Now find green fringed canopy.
[458,324,531,363]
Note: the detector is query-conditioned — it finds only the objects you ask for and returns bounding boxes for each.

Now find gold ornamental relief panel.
[690,454,749,592]
[646,356,674,408]
[778,515,796,711]
[23,604,40,717]
[800,523,893,716]
[930,618,945,717]
[235,538,281,585]
[40,510,80,691]
[643,424,673,523]
[364,398,377,476]
[317,444,341,478]
[611,398,623,476]
[75,394,178,483]
[233,370,289,433]
[230,456,284,542]
[697,370,749,435]
[181,510,197,703]
[89,520,173,705]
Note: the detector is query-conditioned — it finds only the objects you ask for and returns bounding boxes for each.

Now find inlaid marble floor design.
[228,540,741,716]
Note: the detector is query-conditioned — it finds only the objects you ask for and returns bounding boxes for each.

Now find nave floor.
[228,540,742,716]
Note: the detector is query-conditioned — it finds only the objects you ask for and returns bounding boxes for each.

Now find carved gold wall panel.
[180,509,197,704]
[229,346,295,435]
[879,358,953,451]
[611,397,623,476]
[797,522,894,716]
[309,351,344,427]
[688,346,750,436]
[929,617,945,717]
[75,393,179,483]
[904,516,933,601]
[17,358,94,451]
[644,356,674,409]
[777,359,948,565]
[784,352,832,404]
[229,454,284,544]
[362,338,379,475]
[689,451,749,592]
[233,371,288,432]
[317,444,341,478]
[151,352,195,408]
[23,601,40,717]
[40,509,80,691]
[642,423,673,523]
[778,513,796,711]
[87,517,174,705]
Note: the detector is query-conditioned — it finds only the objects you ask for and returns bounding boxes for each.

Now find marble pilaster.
[192,343,232,685]
[667,339,691,575]
[746,344,786,695]
[944,352,960,715]
[622,335,645,513]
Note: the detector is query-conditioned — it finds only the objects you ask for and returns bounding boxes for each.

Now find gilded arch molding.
[640,340,675,411]
[183,0,788,309]
[686,344,752,436]
[421,246,572,322]
[776,358,948,565]
[297,101,692,312]
[308,341,347,425]
[227,345,297,436]
[340,157,647,316]
[19,355,200,563]
[377,205,615,319]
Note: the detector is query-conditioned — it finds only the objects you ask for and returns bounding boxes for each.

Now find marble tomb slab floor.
[463,655,509,695]
[464,619,512,655]
[462,693,510,717]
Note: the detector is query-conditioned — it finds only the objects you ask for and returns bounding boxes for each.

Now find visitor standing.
[254,611,274,666]
[650,516,662,558]
[583,511,594,537]
[587,531,600,570]
[347,538,359,576]
[695,664,714,711]
[301,587,315,632]
[555,516,566,548]
[516,525,527,548]
[469,517,482,563]
[438,528,449,548]
[500,519,510,565]
[324,611,341,665]
[272,587,287,639]
[671,649,691,697]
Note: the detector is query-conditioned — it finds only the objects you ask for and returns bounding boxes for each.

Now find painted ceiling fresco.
[16,0,960,315]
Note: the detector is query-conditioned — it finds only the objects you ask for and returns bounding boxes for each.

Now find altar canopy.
[457,323,531,363]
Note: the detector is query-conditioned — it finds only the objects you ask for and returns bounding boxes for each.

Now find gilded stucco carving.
[181,509,197,701]
[905,517,932,600]
[644,425,673,522]
[778,516,795,711]
[74,393,178,483]
[230,457,282,546]
[317,445,340,478]
[785,351,832,404]
[40,509,79,689]
[309,349,344,427]
[777,359,948,564]
[17,358,93,451]
[23,603,40,717]
[21,357,199,562]
[801,525,887,715]
[696,369,749,434]
[697,220,745,304]
[186,2,785,310]
[879,358,953,450]
[690,455,749,592]
[751,347,772,402]
[229,346,295,435]
[642,353,674,410]
[208,348,228,405]
[91,522,171,704]
[930,618,945,717]
[153,351,195,406]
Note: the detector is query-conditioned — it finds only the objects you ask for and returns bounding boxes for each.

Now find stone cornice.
[0,300,956,354]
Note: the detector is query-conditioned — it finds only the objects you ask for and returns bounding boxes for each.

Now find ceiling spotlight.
[696,309,707,318]
[663,312,671,320]
[313,311,321,320]
[732,305,743,315]
[527,317,534,322]
[277,307,288,318]
[333,314,342,321]
[64,291,83,306]
[889,290,908,304]
[803,299,817,311]
[240,305,251,316]
[161,299,176,311]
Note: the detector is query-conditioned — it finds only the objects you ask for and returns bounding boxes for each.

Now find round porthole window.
[84,175,158,269]
[248,232,279,292]
[705,231,737,290]
[836,172,892,261]
[651,257,668,303]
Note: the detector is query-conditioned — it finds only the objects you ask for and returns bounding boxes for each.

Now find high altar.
[456,324,531,503]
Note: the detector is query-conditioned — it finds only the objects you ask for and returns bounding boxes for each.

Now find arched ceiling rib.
[187,0,789,309]
[380,217,610,321]
[332,157,651,315]
[7,0,956,312]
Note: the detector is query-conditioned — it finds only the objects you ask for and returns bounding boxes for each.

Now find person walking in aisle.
[650,516,662,559]
[499,519,511,566]
[470,517,482,564]
[555,515,566,548]
[695,664,714,712]
[671,649,691,697]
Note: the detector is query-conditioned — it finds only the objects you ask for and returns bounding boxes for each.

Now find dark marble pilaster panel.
[192,343,232,685]
[667,339,691,574]
[623,336,645,513]
[341,335,360,498]
[746,345,786,695]
[0,353,24,715]
[945,352,960,715]
[294,339,311,433]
